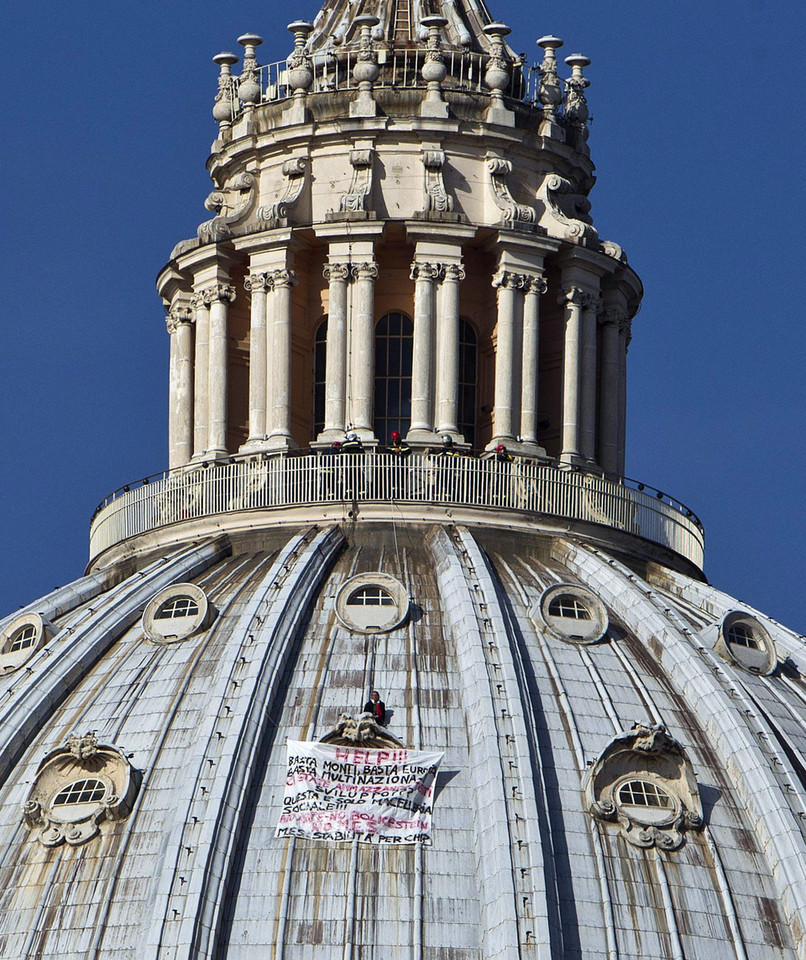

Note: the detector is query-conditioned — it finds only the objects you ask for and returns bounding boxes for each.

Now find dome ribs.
[142,526,344,960]
[561,541,806,959]
[428,525,558,960]
[0,538,229,797]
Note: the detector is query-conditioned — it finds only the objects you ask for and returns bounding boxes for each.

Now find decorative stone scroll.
[340,149,374,213]
[585,723,703,850]
[23,734,139,847]
[197,172,257,243]
[537,173,598,244]
[165,303,194,336]
[257,157,308,226]
[487,157,536,225]
[422,150,454,214]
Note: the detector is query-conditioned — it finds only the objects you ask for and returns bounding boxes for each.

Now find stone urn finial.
[212,52,239,129]
[287,21,314,96]
[420,16,449,117]
[482,23,514,126]
[237,34,263,109]
[537,36,564,126]
[563,54,592,154]
[350,14,381,118]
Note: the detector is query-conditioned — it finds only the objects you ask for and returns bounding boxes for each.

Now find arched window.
[374,312,413,442]
[313,318,328,438]
[458,319,478,448]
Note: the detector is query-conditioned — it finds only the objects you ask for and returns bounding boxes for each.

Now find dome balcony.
[87,452,704,576]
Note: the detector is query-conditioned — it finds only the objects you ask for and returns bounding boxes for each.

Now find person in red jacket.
[363,690,386,725]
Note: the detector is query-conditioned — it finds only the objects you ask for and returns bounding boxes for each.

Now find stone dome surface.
[1,521,805,959]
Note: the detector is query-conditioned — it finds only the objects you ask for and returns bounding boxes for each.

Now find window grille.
[347,586,395,606]
[313,318,327,437]
[726,622,760,649]
[8,624,37,652]
[374,312,413,443]
[548,595,592,620]
[53,778,107,807]
[154,597,200,620]
[617,779,673,809]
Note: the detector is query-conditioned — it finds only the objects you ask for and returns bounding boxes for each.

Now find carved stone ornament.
[537,173,598,244]
[410,261,444,282]
[197,172,257,243]
[422,150,455,214]
[601,240,627,264]
[323,262,351,283]
[198,283,237,307]
[492,270,529,290]
[340,149,374,213]
[320,714,406,750]
[257,157,308,226]
[584,723,703,850]
[486,157,536,224]
[165,303,194,335]
[23,734,139,847]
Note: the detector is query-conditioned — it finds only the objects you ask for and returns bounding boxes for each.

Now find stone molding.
[538,173,598,244]
[340,149,374,213]
[487,157,536,225]
[256,157,308,226]
[197,172,257,244]
[422,150,455,214]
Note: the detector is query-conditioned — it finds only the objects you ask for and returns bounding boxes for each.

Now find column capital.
[323,262,351,283]
[165,304,194,335]
[523,274,548,296]
[559,285,591,308]
[198,282,237,306]
[601,303,628,327]
[244,272,272,293]
[351,261,379,281]
[270,269,298,289]
[492,270,528,290]
[442,263,466,283]
[410,260,443,282]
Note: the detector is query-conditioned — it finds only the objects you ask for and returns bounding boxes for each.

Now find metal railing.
[224,49,537,118]
[88,454,705,569]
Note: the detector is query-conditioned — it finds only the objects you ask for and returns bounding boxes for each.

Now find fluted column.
[350,261,379,437]
[409,260,441,438]
[491,271,525,445]
[192,289,211,459]
[520,274,547,447]
[580,292,602,462]
[559,286,587,463]
[268,269,298,448]
[167,301,194,469]
[598,305,624,476]
[322,262,350,438]
[436,263,465,438]
[206,283,236,459]
[244,272,271,446]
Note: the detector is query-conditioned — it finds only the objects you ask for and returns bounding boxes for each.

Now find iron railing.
[88,454,705,569]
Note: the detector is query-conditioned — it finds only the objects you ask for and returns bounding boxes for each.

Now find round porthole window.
[335,573,409,634]
[717,611,775,674]
[539,584,608,644]
[0,613,51,673]
[143,583,212,643]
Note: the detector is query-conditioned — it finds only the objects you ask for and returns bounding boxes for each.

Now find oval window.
[718,612,775,674]
[51,777,109,822]
[616,778,676,826]
[143,584,212,643]
[0,614,51,672]
[335,574,409,634]
[540,584,608,644]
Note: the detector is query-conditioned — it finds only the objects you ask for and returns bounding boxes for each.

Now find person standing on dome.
[363,690,386,725]
[387,430,411,498]
[387,430,411,457]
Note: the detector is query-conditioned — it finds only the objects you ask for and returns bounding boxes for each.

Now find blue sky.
[2,1,805,631]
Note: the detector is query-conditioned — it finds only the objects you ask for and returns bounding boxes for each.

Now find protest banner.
[276,739,444,845]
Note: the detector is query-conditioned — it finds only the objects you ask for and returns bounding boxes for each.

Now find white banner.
[276,740,444,845]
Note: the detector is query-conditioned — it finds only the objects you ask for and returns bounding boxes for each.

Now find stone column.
[436,263,465,438]
[322,262,350,439]
[243,271,271,447]
[520,274,547,447]
[192,289,211,459]
[598,304,624,477]
[206,283,236,459]
[268,269,298,448]
[617,315,632,477]
[580,292,602,462]
[490,271,524,446]
[167,301,194,469]
[559,286,587,463]
[409,260,441,439]
[350,261,379,438]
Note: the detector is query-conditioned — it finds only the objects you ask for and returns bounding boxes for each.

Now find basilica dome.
[1,2,805,959]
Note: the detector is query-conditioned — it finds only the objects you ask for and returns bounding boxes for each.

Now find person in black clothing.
[387,430,411,457]
[341,431,364,454]
[363,690,386,725]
